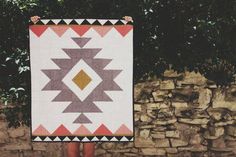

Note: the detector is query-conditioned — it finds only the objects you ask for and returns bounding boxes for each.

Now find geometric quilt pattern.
[29,19,133,142]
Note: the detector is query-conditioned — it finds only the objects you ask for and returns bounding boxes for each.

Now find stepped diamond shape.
[41,37,122,124]
[72,70,92,90]
[62,59,102,101]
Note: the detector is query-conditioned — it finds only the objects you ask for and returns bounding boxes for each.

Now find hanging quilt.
[29,19,133,142]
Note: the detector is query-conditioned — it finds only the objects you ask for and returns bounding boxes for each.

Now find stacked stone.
[0,70,236,157]
[0,114,64,157]
[130,70,236,157]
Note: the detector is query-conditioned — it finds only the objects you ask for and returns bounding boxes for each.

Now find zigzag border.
[30,18,134,143]
[32,136,134,142]
[29,19,133,25]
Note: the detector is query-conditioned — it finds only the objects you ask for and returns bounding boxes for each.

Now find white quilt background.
[30,24,133,134]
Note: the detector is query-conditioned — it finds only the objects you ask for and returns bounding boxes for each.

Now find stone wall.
[0,118,65,157]
[130,70,236,157]
[1,70,236,157]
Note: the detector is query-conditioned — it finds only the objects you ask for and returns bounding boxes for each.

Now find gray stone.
[135,137,155,148]
[124,153,138,156]
[130,148,139,153]
[168,93,173,98]
[111,152,122,157]
[178,118,209,125]
[8,127,25,138]
[204,127,224,139]
[0,113,7,120]
[1,143,32,151]
[153,118,177,125]
[212,90,236,111]
[190,134,202,145]
[120,142,134,149]
[175,107,193,118]
[101,143,116,149]
[233,115,236,120]
[160,80,175,90]
[226,126,236,137]
[207,108,224,121]
[140,114,152,122]
[141,148,166,156]
[225,140,236,150]
[152,90,168,102]
[21,127,30,141]
[178,145,207,152]
[175,105,210,119]
[212,137,227,149]
[147,109,156,118]
[197,88,212,109]
[155,138,170,148]
[107,149,131,153]
[43,143,63,157]
[176,107,209,119]
[22,151,43,157]
[134,83,145,102]
[225,86,236,101]
[157,108,174,119]
[213,101,236,111]
[95,149,106,156]
[208,84,217,88]
[0,121,8,130]
[175,123,190,131]
[193,110,210,118]
[151,132,165,139]
[163,70,182,78]
[165,148,178,154]
[0,151,19,157]
[140,125,156,129]
[134,104,142,112]
[134,81,160,102]
[166,130,180,138]
[215,120,234,127]
[139,129,150,139]
[172,102,188,108]
[179,71,207,85]
[210,147,233,152]
[146,103,168,110]
[0,131,9,144]
[134,113,140,122]
[153,96,164,102]
[152,126,167,132]
[170,139,188,147]
[223,113,233,121]
[172,87,199,102]
[32,143,47,151]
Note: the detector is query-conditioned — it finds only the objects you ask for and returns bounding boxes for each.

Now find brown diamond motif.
[72,70,92,90]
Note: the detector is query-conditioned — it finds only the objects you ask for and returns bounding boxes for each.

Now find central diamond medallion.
[72,70,92,90]
[62,59,102,101]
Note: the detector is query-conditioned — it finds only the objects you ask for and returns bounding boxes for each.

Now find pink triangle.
[92,26,113,37]
[114,124,133,135]
[32,124,50,135]
[71,25,91,36]
[52,124,72,136]
[114,25,133,37]
[93,124,113,135]
[50,26,69,37]
[73,125,92,135]
[29,25,48,37]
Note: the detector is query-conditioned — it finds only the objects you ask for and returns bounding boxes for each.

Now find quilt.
[29,19,133,142]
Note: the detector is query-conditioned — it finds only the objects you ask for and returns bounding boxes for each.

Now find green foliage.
[0,0,236,127]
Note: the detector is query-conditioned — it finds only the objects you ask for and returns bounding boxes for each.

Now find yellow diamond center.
[72,70,92,90]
